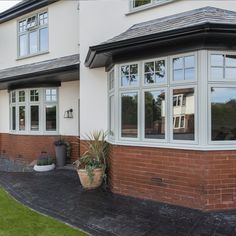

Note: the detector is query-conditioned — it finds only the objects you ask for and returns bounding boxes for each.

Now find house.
[1,0,236,212]
[0,0,79,163]
[80,0,236,211]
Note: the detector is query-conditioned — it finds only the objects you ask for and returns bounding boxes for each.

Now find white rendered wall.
[79,0,236,137]
[59,81,80,136]
[0,0,79,70]
[0,90,9,133]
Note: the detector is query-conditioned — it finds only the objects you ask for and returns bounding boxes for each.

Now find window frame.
[9,88,58,135]
[17,10,49,59]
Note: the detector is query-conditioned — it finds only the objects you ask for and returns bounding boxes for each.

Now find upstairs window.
[131,0,174,11]
[18,11,48,58]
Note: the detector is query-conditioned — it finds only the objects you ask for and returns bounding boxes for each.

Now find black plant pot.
[55,145,66,167]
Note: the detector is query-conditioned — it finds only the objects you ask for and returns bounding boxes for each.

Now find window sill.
[126,0,175,16]
[9,131,59,136]
[16,51,49,61]
[107,139,236,151]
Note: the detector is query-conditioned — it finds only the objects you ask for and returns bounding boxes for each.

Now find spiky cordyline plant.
[74,130,108,184]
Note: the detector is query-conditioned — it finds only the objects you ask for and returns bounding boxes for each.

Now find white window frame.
[17,10,49,59]
[9,88,58,135]
[130,0,175,12]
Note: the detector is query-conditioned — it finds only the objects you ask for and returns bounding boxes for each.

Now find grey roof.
[104,7,236,44]
[0,54,79,80]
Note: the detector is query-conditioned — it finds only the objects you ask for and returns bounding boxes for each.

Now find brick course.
[0,133,79,163]
[108,144,236,211]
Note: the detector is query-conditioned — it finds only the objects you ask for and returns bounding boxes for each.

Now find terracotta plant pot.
[77,168,103,190]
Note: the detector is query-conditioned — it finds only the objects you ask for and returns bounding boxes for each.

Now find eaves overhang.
[85,22,236,69]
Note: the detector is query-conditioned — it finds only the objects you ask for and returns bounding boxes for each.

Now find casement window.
[131,0,174,11]
[10,88,58,134]
[18,11,48,58]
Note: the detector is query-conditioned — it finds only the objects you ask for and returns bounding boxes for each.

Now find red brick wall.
[0,133,79,164]
[108,144,236,211]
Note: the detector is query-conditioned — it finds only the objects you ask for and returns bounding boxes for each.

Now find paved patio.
[0,170,235,236]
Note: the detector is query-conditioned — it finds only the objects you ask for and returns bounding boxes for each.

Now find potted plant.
[74,130,108,190]
[34,155,55,172]
[54,137,67,167]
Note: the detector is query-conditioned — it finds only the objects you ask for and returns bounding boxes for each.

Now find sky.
[0,1,21,13]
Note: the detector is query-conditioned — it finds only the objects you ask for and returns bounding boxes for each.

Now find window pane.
[109,70,115,90]
[173,69,184,81]
[145,90,165,139]
[225,68,236,79]
[185,56,194,68]
[121,64,138,86]
[109,95,115,136]
[211,67,223,80]
[11,92,16,103]
[173,88,195,141]
[173,57,183,70]
[31,106,39,131]
[19,106,26,131]
[121,92,138,138]
[144,73,155,84]
[225,55,236,67]
[29,31,38,54]
[45,89,57,102]
[12,107,16,131]
[133,0,151,8]
[46,105,57,131]
[30,90,39,102]
[155,60,165,83]
[39,28,48,52]
[145,62,154,73]
[19,91,25,102]
[185,68,195,80]
[19,34,27,57]
[211,54,224,67]
[211,88,236,141]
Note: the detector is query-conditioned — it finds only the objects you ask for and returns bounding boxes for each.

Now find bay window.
[18,11,48,58]
[10,88,58,134]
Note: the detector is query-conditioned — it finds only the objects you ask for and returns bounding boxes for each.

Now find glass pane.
[173,69,184,81]
[121,92,138,138]
[225,68,236,79]
[46,105,57,131]
[155,60,165,83]
[184,56,194,68]
[29,31,38,54]
[173,57,183,70]
[211,67,224,80]
[19,34,27,57]
[145,90,165,139]
[185,68,195,80]
[121,65,130,86]
[19,91,25,102]
[11,92,16,103]
[211,87,236,141]
[39,28,48,52]
[121,64,138,86]
[173,88,195,141]
[144,73,155,84]
[109,70,114,90]
[30,90,39,102]
[130,64,138,74]
[19,106,25,131]
[144,62,154,73]
[31,106,39,131]
[211,54,224,67]
[133,0,151,8]
[12,107,16,131]
[109,95,115,136]
[225,55,236,67]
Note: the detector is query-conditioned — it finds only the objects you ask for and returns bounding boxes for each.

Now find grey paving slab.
[0,170,235,236]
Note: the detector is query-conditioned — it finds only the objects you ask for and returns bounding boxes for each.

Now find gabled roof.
[0,0,58,24]
[85,7,236,69]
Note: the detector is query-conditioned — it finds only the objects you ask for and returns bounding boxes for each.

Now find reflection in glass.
[19,34,27,56]
[40,28,48,52]
[12,107,16,131]
[173,88,195,140]
[19,106,25,131]
[211,87,236,141]
[29,31,38,54]
[121,64,138,86]
[31,106,39,131]
[46,105,56,131]
[225,68,236,79]
[145,90,165,139]
[121,93,138,138]
[144,60,165,84]
[211,54,224,67]
[185,56,194,68]
[211,67,224,80]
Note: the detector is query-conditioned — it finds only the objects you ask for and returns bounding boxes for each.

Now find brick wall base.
[0,133,79,164]
[108,144,236,211]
